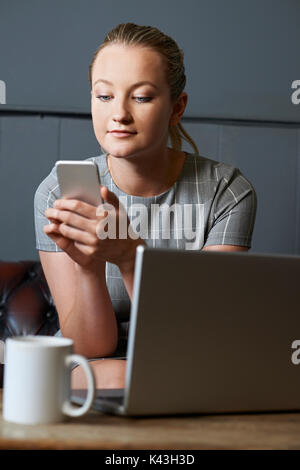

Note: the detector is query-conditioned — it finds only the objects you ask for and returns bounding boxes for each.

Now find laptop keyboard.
[96,395,124,405]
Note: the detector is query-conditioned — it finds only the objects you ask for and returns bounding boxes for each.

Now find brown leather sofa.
[0,260,60,386]
[0,261,60,338]
[0,260,128,387]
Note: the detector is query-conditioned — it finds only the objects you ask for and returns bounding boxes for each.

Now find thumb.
[100,186,120,208]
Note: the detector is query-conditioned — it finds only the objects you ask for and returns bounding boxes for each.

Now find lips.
[109,130,137,138]
[109,130,136,134]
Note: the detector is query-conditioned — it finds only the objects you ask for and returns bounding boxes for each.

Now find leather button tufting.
[28,270,37,279]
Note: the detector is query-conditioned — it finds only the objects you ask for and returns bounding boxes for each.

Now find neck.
[106,147,186,197]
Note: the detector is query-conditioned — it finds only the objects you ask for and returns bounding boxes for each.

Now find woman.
[34,23,257,388]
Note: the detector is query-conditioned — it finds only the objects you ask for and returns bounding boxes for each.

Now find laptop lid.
[123,246,300,416]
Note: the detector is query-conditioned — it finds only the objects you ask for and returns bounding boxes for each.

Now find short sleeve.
[203,167,257,248]
[34,166,63,252]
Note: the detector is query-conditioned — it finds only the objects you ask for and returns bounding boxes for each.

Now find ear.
[169,92,188,126]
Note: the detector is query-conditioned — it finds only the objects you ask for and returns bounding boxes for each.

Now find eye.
[135,97,153,103]
[96,95,152,103]
[97,95,111,101]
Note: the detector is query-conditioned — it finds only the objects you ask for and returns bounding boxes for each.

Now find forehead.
[92,44,167,86]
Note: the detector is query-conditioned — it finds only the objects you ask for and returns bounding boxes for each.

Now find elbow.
[96,335,119,359]
[73,330,119,359]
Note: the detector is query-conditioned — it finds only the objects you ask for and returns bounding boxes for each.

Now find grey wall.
[1,0,299,121]
[0,0,300,260]
[0,0,300,122]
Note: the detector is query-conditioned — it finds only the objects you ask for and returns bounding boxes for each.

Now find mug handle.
[62,354,95,417]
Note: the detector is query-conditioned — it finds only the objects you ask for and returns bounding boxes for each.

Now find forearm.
[120,261,135,302]
[61,261,118,357]
[119,239,146,301]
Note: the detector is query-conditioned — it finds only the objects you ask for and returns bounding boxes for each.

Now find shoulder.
[34,153,107,205]
[184,152,237,179]
[183,152,256,194]
[34,164,60,207]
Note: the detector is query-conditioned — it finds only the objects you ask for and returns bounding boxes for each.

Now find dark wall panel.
[0,0,299,121]
[0,0,299,260]
[0,115,59,260]
[219,124,299,254]
[60,118,100,160]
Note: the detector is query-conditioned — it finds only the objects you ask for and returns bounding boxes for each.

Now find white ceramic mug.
[3,335,95,424]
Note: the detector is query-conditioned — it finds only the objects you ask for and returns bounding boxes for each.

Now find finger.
[52,235,88,265]
[53,198,97,219]
[49,217,60,224]
[43,226,73,251]
[43,222,91,265]
[96,202,115,219]
[45,208,96,233]
[44,208,61,223]
[100,186,120,209]
[73,241,98,256]
[43,222,61,234]
[45,208,60,221]
[58,222,98,246]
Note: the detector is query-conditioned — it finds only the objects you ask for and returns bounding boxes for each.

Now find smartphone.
[55,160,103,206]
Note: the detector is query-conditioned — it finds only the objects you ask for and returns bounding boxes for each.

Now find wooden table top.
[1,390,300,449]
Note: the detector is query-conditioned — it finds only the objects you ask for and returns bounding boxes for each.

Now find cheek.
[143,107,170,135]
[91,118,107,148]
[91,107,107,133]
[91,116,101,136]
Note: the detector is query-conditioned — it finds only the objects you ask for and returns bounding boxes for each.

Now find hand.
[44,186,145,271]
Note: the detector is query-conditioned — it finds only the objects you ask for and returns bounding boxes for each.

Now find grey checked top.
[34,152,257,323]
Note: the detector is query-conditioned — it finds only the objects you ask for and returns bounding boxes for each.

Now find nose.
[112,97,132,124]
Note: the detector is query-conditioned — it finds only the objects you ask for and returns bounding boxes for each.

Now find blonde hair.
[88,23,199,155]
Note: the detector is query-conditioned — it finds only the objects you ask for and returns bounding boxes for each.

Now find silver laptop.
[72,246,300,416]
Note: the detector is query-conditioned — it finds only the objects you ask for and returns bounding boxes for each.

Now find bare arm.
[118,239,147,301]
[39,251,118,357]
[202,245,249,252]
[42,186,143,356]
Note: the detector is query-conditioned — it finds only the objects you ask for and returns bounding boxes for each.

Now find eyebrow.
[93,78,159,90]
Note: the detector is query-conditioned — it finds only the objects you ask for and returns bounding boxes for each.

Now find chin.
[106,143,143,159]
